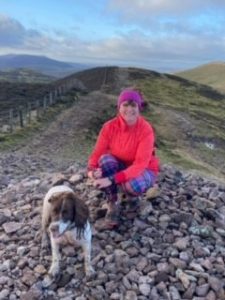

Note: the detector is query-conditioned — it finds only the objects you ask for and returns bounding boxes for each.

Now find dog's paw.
[49,264,60,277]
[85,265,95,277]
[42,275,54,288]
[41,234,50,251]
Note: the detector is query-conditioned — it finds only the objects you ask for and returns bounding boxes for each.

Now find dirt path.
[16,67,130,169]
[18,91,116,168]
[0,68,132,184]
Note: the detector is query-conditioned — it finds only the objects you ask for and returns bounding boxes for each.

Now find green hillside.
[0,66,225,180]
[176,62,225,93]
[71,67,225,179]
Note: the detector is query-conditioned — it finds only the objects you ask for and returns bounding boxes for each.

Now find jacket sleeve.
[115,128,154,183]
[87,123,110,170]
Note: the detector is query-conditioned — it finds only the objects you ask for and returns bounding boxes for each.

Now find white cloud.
[107,0,225,17]
[0,14,26,46]
[0,14,48,50]
[0,10,225,72]
[106,0,225,38]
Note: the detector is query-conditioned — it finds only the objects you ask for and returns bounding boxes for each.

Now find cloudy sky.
[0,0,225,72]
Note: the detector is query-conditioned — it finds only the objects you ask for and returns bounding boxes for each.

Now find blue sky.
[1,0,225,72]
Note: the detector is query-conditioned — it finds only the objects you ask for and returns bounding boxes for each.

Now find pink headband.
[117,89,144,109]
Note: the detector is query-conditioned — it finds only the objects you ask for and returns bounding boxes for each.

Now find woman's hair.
[117,88,144,110]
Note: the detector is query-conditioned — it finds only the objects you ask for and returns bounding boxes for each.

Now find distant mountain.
[175,62,225,93]
[0,54,90,78]
[0,68,55,84]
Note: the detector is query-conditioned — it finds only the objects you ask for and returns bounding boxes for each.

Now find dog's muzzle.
[49,221,71,238]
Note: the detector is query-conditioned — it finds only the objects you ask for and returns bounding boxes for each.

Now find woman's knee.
[122,171,155,195]
[98,154,120,176]
[98,154,117,166]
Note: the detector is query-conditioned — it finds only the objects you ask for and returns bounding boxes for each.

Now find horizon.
[1,53,223,75]
[1,1,225,73]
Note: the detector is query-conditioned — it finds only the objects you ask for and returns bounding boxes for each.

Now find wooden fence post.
[9,109,13,132]
[49,92,53,105]
[54,89,58,101]
[58,86,62,96]
[36,100,40,119]
[27,103,31,123]
[43,96,47,110]
[19,106,24,128]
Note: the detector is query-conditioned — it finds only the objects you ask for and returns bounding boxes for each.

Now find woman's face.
[119,100,140,125]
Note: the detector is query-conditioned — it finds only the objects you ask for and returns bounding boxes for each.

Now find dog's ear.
[73,194,89,229]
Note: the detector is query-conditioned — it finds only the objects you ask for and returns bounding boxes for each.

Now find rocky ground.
[0,160,225,300]
[0,87,225,299]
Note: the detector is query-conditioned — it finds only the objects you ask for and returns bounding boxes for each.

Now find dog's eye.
[53,208,60,214]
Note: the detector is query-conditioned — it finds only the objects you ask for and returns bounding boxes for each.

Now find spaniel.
[41,185,94,278]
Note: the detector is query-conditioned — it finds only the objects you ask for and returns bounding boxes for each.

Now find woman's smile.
[119,100,139,125]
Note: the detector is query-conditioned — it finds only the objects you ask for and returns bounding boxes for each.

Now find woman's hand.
[93,168,102,179]
[93,177,112,189]
[88,168,102,179]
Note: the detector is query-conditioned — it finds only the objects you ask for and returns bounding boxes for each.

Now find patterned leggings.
[98,154,156,202]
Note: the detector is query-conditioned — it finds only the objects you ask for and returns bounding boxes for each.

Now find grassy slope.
[0,66,224,180]
[126,68,225,179]
[176,62,225,93]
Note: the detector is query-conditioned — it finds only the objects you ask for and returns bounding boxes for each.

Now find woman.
[87,88,160,229]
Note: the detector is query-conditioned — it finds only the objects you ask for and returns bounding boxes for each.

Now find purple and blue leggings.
[98,154,156,202]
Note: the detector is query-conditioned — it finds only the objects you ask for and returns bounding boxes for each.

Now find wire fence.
[0,78,86,133]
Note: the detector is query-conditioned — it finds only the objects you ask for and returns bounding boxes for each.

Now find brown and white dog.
[41,185,94,277]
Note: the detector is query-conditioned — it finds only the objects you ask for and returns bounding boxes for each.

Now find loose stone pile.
[0,163,225,300]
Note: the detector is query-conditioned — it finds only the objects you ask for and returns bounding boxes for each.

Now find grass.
[131,75,225,180]
[1,66,225,181]
[0,93,77,151]
[176,62,225,93]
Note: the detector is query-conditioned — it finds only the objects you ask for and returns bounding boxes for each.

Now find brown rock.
[2,221,22,234]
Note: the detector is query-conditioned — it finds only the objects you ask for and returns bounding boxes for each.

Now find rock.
[0,289,10,300]
[139,283,151,296]
[69,173,83,183]
[136,257,148,271]
[124,290,137,300]
[0,276,9,285]
[169,258,187,269]
[182,282,196,299]
[146,185,160,199]
[189,225,214,237]
[169,286,181,300]
[174,237,189,250]
[0,212,10,226]
[206,290,217,300]
[0,163,225,300]
[196,283,210,296]
[208,276,223,292]
[175,269,197,289]
[159,214,171,222]
[2,222,22,233]
[110,293,121,300]
[126,269,140,283]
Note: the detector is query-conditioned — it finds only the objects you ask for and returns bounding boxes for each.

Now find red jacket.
[88,115,160,183]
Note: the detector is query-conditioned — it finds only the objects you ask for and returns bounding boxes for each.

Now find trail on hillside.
[0,68,132,186]
[20,91,116,166]
[0,91,116,188]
